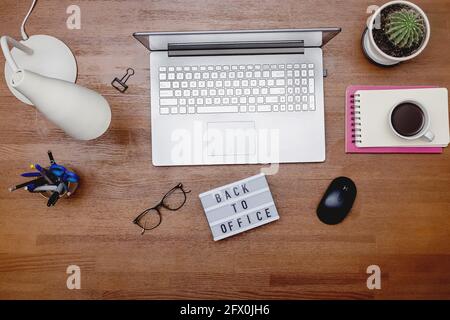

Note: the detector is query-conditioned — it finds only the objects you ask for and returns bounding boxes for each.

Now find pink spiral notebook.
[345,85,443,154]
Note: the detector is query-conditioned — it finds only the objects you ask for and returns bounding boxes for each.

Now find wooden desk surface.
[0,0,449,300]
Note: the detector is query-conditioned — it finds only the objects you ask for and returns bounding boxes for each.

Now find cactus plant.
[385,8,426,49]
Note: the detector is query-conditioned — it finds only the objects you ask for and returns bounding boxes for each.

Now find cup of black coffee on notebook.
[389,101,435,142]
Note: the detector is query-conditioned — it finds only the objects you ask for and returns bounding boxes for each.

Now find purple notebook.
[345,85,443,154]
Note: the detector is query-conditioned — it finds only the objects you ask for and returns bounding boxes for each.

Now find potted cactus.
[362,0,430,66]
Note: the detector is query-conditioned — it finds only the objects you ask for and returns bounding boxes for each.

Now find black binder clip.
[111,68,135,93]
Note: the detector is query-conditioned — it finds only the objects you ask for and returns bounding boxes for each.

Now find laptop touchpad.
[207,121,257,156]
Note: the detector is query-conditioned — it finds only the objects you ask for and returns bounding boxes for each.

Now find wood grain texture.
[0,0,449,300]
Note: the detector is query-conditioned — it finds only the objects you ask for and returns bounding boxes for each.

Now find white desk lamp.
[1,0,111,140]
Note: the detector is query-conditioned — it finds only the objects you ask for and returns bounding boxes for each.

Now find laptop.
[134,28,341,166]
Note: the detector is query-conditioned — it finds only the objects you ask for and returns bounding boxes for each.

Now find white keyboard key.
[240,105,247,113]
[160,107,169,114]
[160,90,173,97]
[280,104,286,111]
[179,107,187,114]
[188,106,195,114]
[288,104,294,111]
[197,106,239,113]
[249,105,256,112]
[168,73,175,80]
[159,67,167,72]
[295,104,301,111]
[309,69,314,77]
[160,81,171,89]
[179,98,187,105]
[270,87,285,95]
[266,96,279,103]
[172,82,180,88]
[159,73,167,80]
[273,105,279,112]
[160,98,177,106]
[176,73,183,80]
[171,107,178,114]
[271,71,285,77]
[301,64,307,69]
[302,104,308,111]
[308,63,314,68]
[309,79,315,93]
[258,105,271,112]
[275,79,285,86]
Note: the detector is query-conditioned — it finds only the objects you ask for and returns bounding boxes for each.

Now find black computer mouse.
[316,177,357,225]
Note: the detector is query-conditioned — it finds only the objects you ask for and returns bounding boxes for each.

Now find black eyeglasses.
[133,183,191,234]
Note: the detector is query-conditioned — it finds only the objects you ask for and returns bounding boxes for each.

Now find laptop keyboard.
[158,63,315,115]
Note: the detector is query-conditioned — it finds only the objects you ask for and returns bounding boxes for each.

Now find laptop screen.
[134,28,341,51]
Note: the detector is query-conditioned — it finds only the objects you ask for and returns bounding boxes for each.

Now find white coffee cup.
[389,100,435,142]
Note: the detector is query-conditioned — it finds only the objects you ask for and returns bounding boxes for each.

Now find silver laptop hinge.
[168,41,305,57]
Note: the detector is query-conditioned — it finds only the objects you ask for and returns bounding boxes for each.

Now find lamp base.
[4,35,77,105]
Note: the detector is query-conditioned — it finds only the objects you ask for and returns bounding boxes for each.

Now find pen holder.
[38,167,79,200]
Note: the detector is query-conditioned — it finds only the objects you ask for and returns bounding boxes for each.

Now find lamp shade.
[10,69,111,140]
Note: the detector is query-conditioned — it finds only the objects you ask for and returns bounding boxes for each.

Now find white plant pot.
[362,0,431,66]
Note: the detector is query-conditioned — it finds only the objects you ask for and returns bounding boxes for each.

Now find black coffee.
[391,102,425,137]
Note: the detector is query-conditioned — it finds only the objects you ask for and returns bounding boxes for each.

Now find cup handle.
[424,130,435,142]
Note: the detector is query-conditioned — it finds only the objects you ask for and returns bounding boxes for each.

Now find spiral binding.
[350,93,362,144]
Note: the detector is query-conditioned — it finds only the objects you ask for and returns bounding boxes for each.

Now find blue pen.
[21,172,42,178]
